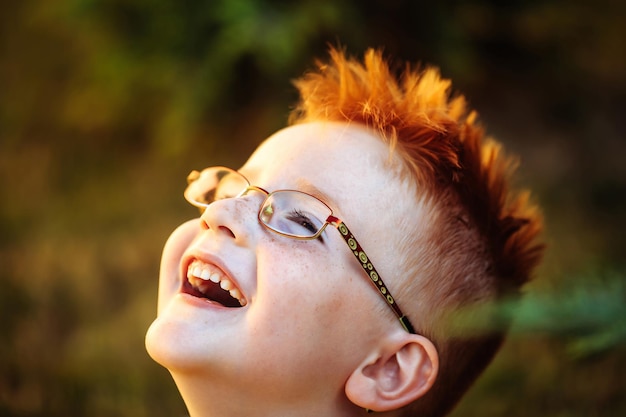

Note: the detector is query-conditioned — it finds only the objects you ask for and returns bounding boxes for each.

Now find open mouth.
[182,259,247,307]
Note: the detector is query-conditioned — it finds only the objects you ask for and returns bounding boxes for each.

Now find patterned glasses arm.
[328,216,416,334]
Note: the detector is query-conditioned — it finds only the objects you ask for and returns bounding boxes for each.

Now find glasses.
[184,166,415,334]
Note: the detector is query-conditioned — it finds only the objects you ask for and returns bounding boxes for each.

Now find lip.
[179,251,247,307]
[177,292,235,310]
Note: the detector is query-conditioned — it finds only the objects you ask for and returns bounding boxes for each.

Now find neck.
[172,372,361,417]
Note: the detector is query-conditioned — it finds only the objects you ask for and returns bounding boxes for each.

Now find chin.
[145,315,175,367]
[146,303,224,375]
[145,314,195,372]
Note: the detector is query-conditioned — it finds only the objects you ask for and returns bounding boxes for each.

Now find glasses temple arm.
[328,216,416,334]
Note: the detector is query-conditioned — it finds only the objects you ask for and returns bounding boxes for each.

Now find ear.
[345,334,439,412]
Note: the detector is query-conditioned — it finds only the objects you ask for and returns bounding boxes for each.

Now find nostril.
[199,219,234,238]
[198,201,244,241]
[219,225,236,239]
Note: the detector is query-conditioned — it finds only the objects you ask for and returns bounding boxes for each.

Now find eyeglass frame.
[184,166,416,334]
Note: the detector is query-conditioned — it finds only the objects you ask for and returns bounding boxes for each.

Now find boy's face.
[146,121,420,410]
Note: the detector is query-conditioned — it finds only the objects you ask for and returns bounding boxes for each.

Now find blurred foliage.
[1,0,625,416]
[511,269,626,359]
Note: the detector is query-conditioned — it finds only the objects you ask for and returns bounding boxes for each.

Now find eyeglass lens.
[260,191,330,238]
[188,168,331,239]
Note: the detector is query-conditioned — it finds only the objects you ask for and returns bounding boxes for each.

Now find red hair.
[290,47,544,416]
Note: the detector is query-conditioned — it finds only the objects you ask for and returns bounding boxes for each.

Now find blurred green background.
[1,0,625,416]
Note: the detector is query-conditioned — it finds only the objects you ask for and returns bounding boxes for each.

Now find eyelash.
[288,209,325,243]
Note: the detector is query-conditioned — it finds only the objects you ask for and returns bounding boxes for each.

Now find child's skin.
[145,46,544,417]
[146,121,439,417]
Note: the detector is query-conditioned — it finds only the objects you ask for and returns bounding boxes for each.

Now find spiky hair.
[289,47,544,416]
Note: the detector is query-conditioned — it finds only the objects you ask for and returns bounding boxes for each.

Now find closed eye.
[286,209,325,242]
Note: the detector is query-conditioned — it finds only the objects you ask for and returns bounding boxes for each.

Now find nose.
[198,194,260,245]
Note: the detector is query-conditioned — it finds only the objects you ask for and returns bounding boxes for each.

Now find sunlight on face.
[145,121,419,414]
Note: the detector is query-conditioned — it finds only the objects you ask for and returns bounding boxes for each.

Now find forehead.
[241,122,406,202]
[241,121,418,245]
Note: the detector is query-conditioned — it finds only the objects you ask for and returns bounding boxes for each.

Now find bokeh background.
[1,0,625,416]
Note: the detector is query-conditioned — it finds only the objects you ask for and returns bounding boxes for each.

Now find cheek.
[157,219,201,313]
[253,240,360,340]
[246,242,377,383]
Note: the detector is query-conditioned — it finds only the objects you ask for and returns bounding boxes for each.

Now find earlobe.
[345,335,439,412]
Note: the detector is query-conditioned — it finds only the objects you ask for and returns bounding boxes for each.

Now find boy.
[145,47,544,417]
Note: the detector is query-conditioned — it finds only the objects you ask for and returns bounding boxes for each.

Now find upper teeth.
[187,260,247,306]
